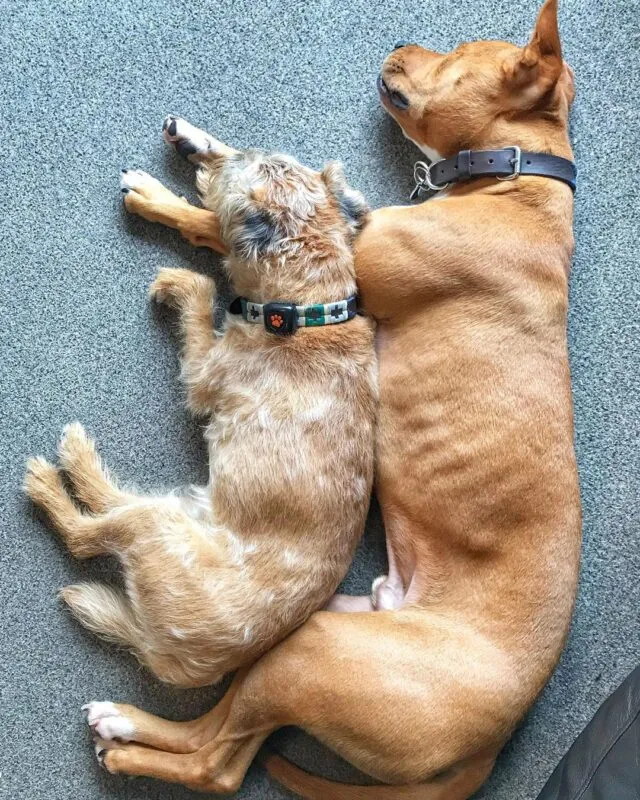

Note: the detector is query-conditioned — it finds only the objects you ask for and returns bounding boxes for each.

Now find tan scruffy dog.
[24,134,377,688]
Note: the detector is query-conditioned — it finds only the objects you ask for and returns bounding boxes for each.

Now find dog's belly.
[373,305,581,662]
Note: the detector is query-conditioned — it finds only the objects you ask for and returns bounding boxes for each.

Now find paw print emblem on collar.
[263,303,298,336]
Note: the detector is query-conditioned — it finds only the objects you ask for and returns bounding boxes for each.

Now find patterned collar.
[228,295,358,337]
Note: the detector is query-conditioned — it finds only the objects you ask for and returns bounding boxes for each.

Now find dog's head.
[378,0,575,158]
[198,150,368,301]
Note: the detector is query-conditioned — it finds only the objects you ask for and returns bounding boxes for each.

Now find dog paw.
[58,422,92,466]
[120,168,168,201]
[83,701,135,742]
[92,735,124,773]
[149,267,194,307]
[162,115,214,161]
[23,457,62,504]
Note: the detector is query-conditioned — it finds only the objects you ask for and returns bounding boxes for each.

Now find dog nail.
[121,168,128,173]
[121,188,129,194]
[168,119,177,136]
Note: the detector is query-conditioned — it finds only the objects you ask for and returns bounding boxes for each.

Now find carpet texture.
[1,0,639,798]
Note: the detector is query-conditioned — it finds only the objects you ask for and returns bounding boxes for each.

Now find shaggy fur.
[74,3,583,799]
[24,139,377,688]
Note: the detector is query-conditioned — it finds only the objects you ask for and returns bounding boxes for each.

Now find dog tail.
[60,582,141,649]
[263,753,460,800]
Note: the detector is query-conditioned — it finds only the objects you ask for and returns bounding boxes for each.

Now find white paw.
[162,115,214,159]
[120,168,164,198]
[82,701,135,741]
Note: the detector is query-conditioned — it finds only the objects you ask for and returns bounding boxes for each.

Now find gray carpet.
[1,0,639,798]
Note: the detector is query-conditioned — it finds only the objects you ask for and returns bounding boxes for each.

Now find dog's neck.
[433,114,573,163]
[429,118,575,212]
[229,254,358,308]
[478,118,573,161]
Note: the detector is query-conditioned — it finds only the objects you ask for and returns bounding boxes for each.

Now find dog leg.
[162,115,238,163]
[57,422,134,513]
[101,610,506,795]
[86,673,264,794]
[120,169,227,254]
[149,267,218,415]
[81,611,506,795]
[83,672,244,755]
[24,457,114,558]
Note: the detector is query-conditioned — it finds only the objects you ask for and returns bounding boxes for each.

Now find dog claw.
[167,119,177,136]
[94,740,106,765]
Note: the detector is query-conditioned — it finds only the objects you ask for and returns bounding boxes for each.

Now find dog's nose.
[393,41,412,50]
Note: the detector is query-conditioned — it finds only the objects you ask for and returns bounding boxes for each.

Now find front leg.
[120,169,228,254]
[162,115,238,163]
[150,267,219,415]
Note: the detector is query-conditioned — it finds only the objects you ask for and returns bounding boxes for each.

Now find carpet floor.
[1,0,639,797]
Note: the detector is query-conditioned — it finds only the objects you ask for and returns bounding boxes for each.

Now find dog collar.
[228,295,358,336]
[410,146,577,199]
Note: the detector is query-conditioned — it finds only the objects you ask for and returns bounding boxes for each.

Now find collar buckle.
[496,146,522,182]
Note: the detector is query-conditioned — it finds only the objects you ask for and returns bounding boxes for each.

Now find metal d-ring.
[411,160,450,199]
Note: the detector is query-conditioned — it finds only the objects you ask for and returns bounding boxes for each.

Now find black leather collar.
[411,146,577,199]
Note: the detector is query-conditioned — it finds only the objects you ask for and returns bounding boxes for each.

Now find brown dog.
[77,1,580,797]
[24,144,376,690]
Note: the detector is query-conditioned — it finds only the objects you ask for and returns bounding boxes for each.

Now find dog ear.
[228,185,277,259]
[503,0,563,103]
[321,161,370,232]
[237,209,278,259]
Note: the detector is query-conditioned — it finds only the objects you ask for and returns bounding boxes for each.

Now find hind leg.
[24,457,113,558]
[58,422,134,514]
[87,611,508,794]
[83,674,245,755]
[88,674,266,794]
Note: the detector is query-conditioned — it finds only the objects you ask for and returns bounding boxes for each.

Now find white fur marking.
[164,539,196,569]
[298,396,333,424]
[180,485,212,522]
[83,701,135,742]
[282,547,305,568]
[163,117,214,154]
[402,130,444,163]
